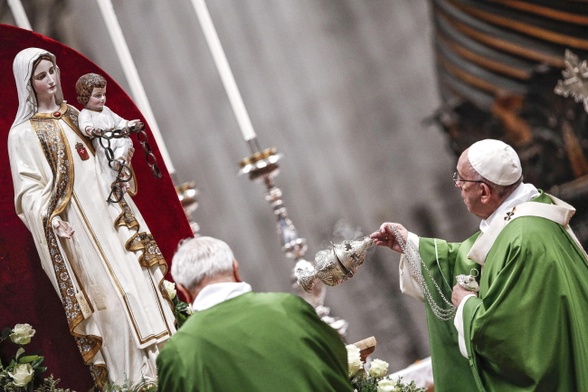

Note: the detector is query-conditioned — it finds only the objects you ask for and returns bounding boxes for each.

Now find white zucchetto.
[468,139,522,186]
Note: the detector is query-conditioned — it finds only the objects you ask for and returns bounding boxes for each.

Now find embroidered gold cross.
[504,207,516,221]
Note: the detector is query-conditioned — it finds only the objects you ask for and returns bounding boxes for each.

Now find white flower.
[345,344,363,376]
[163,280,177,300]
[377,377,398,392]
[9,323,36,345]
[368,358,389,378]
[8,363,34,387]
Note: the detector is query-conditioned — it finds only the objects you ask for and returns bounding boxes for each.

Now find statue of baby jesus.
[76,72,143,201]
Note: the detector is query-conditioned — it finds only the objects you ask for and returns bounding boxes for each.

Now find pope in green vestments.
[372,139,588,392]
[416,191,588,391]
[156,236,353,392]
[457,191,588,391]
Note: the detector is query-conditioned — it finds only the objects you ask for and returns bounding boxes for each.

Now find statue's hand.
[128,120,144,133]
[51,216,75,239]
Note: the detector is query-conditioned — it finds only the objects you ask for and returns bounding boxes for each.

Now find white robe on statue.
[8,47,175,389]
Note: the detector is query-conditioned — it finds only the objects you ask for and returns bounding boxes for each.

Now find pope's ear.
[479,182,492,203]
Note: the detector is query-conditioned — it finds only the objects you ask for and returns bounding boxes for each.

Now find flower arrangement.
[163,280,192,329]
[346,344,426,392]
[102,378,157,392]
[1,283,190,392]
[0,323,71,392]
[0,323,162,391]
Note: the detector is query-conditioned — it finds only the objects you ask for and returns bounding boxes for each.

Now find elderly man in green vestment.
[371,139,588,392]
[156,236,353,392]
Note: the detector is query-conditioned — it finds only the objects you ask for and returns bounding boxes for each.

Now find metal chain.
[136,128,162,178]
[99,129,134,204]
[96,123,162,202]
[389,224,457,320]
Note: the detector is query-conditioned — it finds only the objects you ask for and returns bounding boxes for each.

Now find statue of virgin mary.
[8,47,176,390]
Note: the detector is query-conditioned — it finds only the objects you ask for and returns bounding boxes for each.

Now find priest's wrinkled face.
[455,149,487,219]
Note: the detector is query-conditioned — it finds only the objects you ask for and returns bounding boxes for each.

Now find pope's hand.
[451,284,475,307]
[370,222,408,254]
[52,217,75,239]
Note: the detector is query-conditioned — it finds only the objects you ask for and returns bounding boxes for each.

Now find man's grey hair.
[171,236,235,291]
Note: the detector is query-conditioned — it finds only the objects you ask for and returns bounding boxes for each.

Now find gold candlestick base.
[175,181,200,235]
[238,147,282,181]
[238,139,348,336]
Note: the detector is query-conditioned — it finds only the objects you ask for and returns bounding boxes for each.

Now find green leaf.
[31,357,45,369]
[175,301,189,312]
[14,347,25,360]
[17,355,40,364]
[34,365,48,376]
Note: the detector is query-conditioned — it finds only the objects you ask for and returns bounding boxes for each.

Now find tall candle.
[7,0,32,30]
[191,0,257,141]
[96,0,176,173]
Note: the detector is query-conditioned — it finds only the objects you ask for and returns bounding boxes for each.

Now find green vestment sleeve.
[417,235,482,392]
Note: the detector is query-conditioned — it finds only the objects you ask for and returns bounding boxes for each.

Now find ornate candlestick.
[238,139,348,336]
[192,0,348,335]
[176,181,200,235]
[239,145,306,258]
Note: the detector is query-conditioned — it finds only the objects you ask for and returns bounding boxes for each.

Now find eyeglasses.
[453,172,485,186]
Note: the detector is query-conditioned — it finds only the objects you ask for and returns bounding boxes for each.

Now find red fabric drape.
[0,24,193,390]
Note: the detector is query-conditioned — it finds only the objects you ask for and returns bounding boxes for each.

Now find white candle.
[191,0,257,141]
[96,0,176,173]
[7,0,32,30]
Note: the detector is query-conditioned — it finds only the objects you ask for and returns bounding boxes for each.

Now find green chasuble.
[461,192,588,391]
[156,292,353,392]
[418,192,588,391]
[417,233,482,392]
